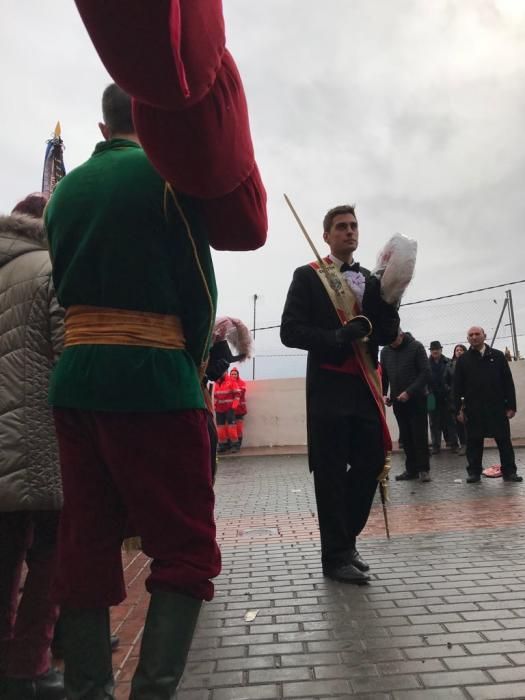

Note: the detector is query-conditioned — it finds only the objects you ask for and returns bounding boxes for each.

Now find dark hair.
[11,192,48,219]
[454,344,467,356]
[102,83,134,136]
[323,204,356,233]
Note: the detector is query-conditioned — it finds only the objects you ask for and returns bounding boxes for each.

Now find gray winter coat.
[0,213,64,511]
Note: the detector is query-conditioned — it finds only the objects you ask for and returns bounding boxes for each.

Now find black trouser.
[456,419,466,447]
[311,414,384,569]
[466,421,517,477]
[429,395,458,449]
[393,397,430,475]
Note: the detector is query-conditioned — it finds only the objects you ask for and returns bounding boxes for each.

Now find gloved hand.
[205,357,230,382]
[335,316,372,349]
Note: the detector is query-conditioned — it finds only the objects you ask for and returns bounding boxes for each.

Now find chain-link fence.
[245,280,525,380]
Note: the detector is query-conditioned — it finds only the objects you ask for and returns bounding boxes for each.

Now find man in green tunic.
[45,15,266,695]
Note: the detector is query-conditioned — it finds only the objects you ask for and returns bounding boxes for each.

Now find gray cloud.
[2,0,524,376]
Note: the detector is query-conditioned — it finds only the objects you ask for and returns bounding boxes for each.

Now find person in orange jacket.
[214,372,240,453]
[230,368,247,449]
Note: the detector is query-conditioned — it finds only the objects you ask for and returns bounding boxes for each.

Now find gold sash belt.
[64,305,186,350]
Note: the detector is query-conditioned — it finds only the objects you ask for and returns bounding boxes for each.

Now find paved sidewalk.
[110,448,525,699]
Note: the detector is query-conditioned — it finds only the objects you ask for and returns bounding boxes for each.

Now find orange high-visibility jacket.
[214,376,240,414]
[233,378,247,416]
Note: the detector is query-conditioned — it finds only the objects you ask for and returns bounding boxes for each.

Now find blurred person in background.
[381,330,431,482]
[446,344,468,456]
[230,368,247,449]
[428,340,459,454]
[214,371,240,453]
[454,326,521,483]
[0,193,65,700]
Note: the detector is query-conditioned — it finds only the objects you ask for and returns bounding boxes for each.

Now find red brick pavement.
[108,492,525,696]
[215,493,525,544]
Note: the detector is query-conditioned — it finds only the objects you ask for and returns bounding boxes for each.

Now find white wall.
[242,361,525,447]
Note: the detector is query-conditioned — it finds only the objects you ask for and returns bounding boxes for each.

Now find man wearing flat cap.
[428,340,459,454]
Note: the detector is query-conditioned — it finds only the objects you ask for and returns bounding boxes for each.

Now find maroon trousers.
[52,408,220,607]
[0,511,60,678]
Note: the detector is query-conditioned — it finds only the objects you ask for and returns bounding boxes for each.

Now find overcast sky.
[2,1,525,377]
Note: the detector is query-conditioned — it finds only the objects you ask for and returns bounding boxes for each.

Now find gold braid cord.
[377,454,391,491]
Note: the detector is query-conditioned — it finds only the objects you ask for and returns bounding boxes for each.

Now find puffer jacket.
[0,213,64,511]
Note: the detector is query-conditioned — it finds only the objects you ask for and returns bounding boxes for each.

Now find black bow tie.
[340,262,360,273]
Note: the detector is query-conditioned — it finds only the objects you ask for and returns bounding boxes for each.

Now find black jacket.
[281,263,399,417]
[380,332,430,400]
[429,355,453,397]
[281,263,399,471]
[453,345,516,438]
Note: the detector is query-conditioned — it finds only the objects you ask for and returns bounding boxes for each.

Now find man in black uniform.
[454,326,522,483]
[381,330,431,482]
[281,204,399,584]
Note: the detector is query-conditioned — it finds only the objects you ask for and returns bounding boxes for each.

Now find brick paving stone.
[444,654,513,670]
[404,644,468,659]
[363,636,426,649]
[465,641,525,655]
[487,666,525,682]
[176,692,211,700]
[421,632,487,645]
[388,624,446,636]
[281,679,352,697]
[483,628,525,641]
[313,663,379,680]
[393,691,467,699]
[419,669,491,686]
[350,674,420,693]
[248,667,312,683]
[378,659,446,674]
[216,656,274,672]
[507,652,525,664]
[334,695,391,700]
[465,683,525,699]
[212,686,279,700]
[181,670,243,689]
[444,621,504,633]
[501,618,525,629]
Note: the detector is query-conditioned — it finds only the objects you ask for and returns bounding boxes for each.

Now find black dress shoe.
[2,668,65,700]
[503,474,523,482]
[466,474,481,483]
[395,471,418,481]
[349,549,370,572]
[323,563,370,585]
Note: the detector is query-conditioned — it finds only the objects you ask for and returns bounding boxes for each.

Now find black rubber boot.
[130,591,202,700]
[60,608,115,700]
[1,669,65,700]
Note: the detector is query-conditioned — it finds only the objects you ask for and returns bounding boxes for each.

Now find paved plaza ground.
[109,448,525,699]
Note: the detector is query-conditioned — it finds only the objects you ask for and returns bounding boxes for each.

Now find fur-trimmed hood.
[0,214,48,268]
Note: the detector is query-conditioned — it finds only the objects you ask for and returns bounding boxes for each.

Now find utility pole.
[252,293,258,380]
[506,289,520,360]
[491,297,509,348]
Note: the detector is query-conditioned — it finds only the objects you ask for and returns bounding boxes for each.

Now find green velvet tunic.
[45,139,217,412]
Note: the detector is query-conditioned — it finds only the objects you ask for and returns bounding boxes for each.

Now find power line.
[401,279,525,307]
[256,353,306,358]
[250,279,525,332]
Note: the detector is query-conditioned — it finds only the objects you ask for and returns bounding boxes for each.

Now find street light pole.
[252,293,258,380]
